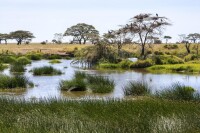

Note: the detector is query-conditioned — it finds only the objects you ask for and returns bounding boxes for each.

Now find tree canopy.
[9,30,35,45]
[125,13,171,57]
[64,23,99,44]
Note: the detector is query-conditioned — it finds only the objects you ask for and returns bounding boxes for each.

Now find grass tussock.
[59,71,115,93]
[16,56,31,65]
[87,75,115,93]
[32,66,62,76]
[0,75,33,89]
[123,81,151,96]
[155,83,196,101]
[10,63,26,73]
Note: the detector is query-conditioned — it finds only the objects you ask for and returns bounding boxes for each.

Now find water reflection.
[0,60,200,100]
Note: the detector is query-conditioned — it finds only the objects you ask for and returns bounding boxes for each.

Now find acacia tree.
[9,30,35,45]
[187,33,200,43]
[164,36,172,44]
[53,33,63,44]
[0,33,9,44]
[179,34,191,54]
[126,13,171,57]
[64,23,99,44]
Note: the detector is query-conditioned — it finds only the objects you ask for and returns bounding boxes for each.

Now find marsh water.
[1,59,200,100]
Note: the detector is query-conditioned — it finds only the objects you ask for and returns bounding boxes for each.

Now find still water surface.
[1,60,200,100]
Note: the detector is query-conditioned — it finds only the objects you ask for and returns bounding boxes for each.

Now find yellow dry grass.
[0,43,91,54]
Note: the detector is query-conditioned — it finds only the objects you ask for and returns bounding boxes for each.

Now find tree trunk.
[5,39,7,45]
[17,39,22,45]
[83,39,86,44]
[79,40,82,44]
[141,45,145,57]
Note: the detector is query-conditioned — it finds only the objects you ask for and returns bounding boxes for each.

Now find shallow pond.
[1,60,200,100]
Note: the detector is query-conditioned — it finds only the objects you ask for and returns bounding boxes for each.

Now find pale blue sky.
[1,0,200,43]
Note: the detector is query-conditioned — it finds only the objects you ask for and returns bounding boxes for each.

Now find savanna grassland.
[0,98,200,133]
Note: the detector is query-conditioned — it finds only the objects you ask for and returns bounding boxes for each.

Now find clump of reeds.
[32,66,62,76]
[59,71,115,93]
[123,80,151,96]
[87,75,115,93]
[0,74,34,89]
[155,83,196,101]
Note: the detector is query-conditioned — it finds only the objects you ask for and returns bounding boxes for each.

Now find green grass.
[32,66,62,76]
[10,63,26,73]
[148,64,200,73]
[49,59,61,64]
[0,75,33,89]
[0,98,200,132]
[123,81,151,96]
[16,56,31,65]
[0,63,8,71]
[0,55,16,64]
[59,72,115,93]
[155,83,196,101]
[26,53,42,60]
[87,75,115,93]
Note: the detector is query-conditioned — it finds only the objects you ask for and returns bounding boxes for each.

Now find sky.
[1,0,200,43]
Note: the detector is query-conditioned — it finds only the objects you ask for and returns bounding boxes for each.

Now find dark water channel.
[1,60,200,100]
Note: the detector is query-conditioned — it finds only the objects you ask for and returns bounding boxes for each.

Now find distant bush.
[41,41,46,45]
[154,51,164,55]
[130,59,153,68]
[153,55,184,65]
[164,44,178,49]
[119,59,133,68]
[184,54,198,62]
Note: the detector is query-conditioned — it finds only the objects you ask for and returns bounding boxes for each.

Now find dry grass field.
[0,43,197,55]
[0,43,91,54]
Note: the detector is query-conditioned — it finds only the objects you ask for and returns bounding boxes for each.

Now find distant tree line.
[0,30,35,45]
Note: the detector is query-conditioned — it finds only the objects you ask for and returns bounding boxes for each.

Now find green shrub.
[130,59,153,68]
[0,75,33,89]
[153,55,184,65]
[156,83,196,101]
[123,81,151,96]
[32,66,62,76]
[184,54,198,62]
[16,57,31,65]
[164,44,178,49]
[154,51,164,55]
[119,59,132,68]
